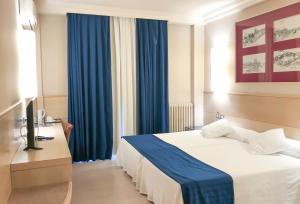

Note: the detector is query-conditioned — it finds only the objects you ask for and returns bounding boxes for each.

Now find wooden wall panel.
[0,102,23,203]
[204,92,300,140]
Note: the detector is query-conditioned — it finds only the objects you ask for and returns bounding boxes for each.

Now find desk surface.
[11,124,71,171]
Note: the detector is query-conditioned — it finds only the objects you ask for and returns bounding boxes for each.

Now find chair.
[63,122,73,143]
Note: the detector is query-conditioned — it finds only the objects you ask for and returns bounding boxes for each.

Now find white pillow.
[248,128,289,154]
[227,126,258,143]
[202,119,234,138]
[281,138,300,158]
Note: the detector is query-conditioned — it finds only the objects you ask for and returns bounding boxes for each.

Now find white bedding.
[116,130,300,204]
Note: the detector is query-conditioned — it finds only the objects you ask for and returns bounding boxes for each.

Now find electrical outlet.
[17,116,27,126]
[216,112,225,120]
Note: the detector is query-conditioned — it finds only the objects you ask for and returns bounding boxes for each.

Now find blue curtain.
[67,13,113,162]
[136,19,169,134]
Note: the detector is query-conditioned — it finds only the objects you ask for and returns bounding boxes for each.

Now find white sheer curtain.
[110,17,137,153]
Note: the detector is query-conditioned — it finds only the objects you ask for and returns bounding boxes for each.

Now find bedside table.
[184,126,203,131]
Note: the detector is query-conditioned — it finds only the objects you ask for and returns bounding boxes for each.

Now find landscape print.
[242,53,266,74]
[274,47,300,72]
[242,24,266,48]
[274,14,300,42]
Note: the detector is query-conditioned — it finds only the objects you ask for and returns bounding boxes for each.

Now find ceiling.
[36,0,265,24]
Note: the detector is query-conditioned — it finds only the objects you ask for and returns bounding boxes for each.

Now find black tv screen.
[24,98,42,151]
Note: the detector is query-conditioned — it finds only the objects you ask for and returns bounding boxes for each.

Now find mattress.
[116,130,300,204]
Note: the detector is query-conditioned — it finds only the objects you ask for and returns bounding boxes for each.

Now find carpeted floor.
[72,160,151,204]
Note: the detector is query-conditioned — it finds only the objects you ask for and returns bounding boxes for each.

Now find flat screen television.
[24,98,42,151]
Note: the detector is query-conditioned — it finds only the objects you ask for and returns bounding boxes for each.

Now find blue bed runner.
[123,134,234,204]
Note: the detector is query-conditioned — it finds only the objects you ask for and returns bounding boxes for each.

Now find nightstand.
[184,126,203,131]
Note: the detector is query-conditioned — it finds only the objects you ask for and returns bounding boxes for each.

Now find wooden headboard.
[204,92,300,140]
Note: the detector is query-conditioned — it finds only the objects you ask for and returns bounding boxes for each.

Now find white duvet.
[116,131,300,204]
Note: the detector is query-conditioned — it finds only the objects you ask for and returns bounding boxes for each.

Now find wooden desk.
[8,182,72,204]
[9,123,72,203]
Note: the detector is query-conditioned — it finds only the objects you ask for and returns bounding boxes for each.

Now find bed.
[116,130,300,204]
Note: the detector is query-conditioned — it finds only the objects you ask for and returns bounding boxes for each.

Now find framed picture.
[236,2,300,82]
[274,48,300,72]
[243,24,266,48]
[243,53,266,74]
[274,14,300,42]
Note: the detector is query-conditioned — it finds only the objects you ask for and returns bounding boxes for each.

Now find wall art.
[274,14,300,42]
[243,53,266,74]
[243,24,266,48]
[236,2,300,82]
[274,48,300,72]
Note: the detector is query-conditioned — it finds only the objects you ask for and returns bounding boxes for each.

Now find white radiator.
[169,103,194,132]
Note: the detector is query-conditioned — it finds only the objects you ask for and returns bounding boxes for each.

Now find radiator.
[169,103,194,132]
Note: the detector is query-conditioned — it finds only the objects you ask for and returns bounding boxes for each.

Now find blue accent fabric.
[123,135,234,204]
[136,19,169,134]
[67,13,113,162]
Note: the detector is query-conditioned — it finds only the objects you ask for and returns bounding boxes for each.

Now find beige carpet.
[72,160,152,204]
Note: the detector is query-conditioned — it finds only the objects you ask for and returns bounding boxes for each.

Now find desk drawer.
[11,163,72,189]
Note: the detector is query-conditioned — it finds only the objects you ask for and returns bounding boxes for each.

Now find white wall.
[0,0,20,112]
[168,24,192,103]
[38,15,68,97]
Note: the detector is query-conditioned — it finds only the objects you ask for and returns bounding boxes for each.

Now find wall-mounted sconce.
[210,47,231,94]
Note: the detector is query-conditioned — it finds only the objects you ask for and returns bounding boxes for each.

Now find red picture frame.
[236,2,300,82]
